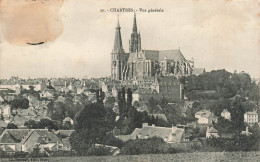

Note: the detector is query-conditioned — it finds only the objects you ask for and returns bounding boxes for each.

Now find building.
[132,89,159,104]
[195,109,217,124]
[192,68,206,76]
[0,129,31,152]
[0,96,4,102]
[241,126,252,136]
[0,104,11,118]
[0,129,71,153]
[221,109,231,120]
[63,117,74,125]
[206,127,219,138]
[244,111,258,125]
[148,114,168,123]
[116,123,186,143]
[111,13,194,81]
[21,129,62,152]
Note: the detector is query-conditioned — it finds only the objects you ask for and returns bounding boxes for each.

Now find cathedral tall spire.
[113,17,123,50]
[129,12,141,53]
[132,12,137,33]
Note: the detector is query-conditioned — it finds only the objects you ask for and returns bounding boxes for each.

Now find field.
[1,151,259,162]
[49,151,260,162]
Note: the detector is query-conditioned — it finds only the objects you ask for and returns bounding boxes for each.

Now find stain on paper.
[0,0,64,46]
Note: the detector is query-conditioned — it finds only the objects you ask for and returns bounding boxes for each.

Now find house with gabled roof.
[0,129,31,152]
[192,68,206,76]
[0,129,71,153]
[21,129,62,152]
[116,123,185,143]
[0,120,8,128]
[16,107,37,120]
[13,115,30,127]
[149,114,168,123]
[0,96,4,103]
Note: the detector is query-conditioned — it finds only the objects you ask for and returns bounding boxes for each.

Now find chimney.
[246,126,248,133]
[142,123,148,127]
[172,125,177,134]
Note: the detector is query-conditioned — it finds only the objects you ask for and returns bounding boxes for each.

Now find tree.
[51,102,66,122]
[7,123,18,129]
[133,101,141,108]
[96,88,105,104]
[63,121,72,130]
[0,114,4,121]
[10,98,29,109]
[29,145,48,158]
[105,107,116,131]
[38,118,58,130]
[230,96,246,133]
[126,88,132,112]
[104,97,116,108]
[121,87,126,117]
[74,103,106,132]
[24,120,39,129]
[121,137,173,155]
[118,88,127,118]
[71,102,108,154]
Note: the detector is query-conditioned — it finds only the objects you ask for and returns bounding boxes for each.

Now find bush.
[13,151,29,158]
[121,137,177,155]
[100,133,124,148]
[86,146,111,156]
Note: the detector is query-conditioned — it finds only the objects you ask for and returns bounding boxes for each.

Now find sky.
[0,0,259,79]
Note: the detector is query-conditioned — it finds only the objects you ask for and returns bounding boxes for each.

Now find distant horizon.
[0,68,259,80]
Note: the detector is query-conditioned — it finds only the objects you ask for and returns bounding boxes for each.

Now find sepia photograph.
[0,0,259,161]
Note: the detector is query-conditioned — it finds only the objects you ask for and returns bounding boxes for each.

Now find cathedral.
[111,13,194,80]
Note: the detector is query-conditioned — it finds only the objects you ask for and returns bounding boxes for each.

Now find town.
[0,13,259,158]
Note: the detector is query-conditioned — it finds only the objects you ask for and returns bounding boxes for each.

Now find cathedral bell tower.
[129,12,141,53]
[111,18,125,80]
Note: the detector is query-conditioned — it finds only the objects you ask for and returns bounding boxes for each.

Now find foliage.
[12,151,29,158]
[10,98,29,109]
[133,101,141,107]
[7,123,18,129]
[0,148,6,158]
[100,133,124,148]
[105,107,116,131]
[104,97,116,108]
[50,150,78,157]
[85,145,111,156]
[214,117,233,135]
[24,118,58,130]
[73,103,106,132]
[182,70,258,101]
[62,121,73,130]
[206,124,260,151]
[70,90,120,155]
[121,137,178,155]
[28,145,48,158]
[230,96,246,133]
